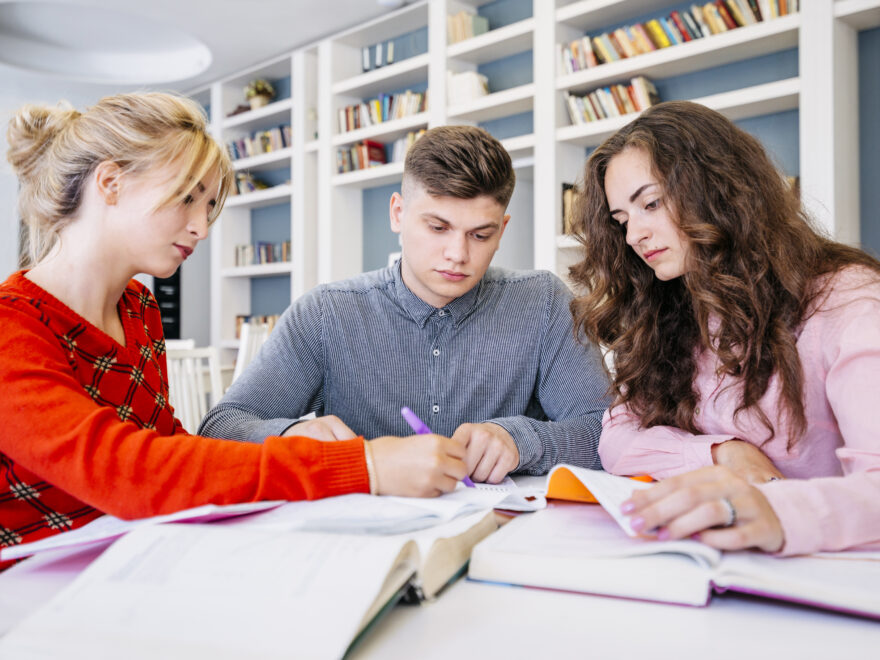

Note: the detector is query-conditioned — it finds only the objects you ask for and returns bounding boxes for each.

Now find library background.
[18,0,880,362]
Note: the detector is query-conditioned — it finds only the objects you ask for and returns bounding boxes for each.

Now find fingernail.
[657,528,670,541]
[621,501,635,514]
[629,516,646,532]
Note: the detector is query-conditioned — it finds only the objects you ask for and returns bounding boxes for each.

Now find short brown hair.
[403,125,515,207]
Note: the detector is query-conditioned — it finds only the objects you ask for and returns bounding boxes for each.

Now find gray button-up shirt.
[199,264,611,473]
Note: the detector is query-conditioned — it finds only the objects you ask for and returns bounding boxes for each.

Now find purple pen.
[400,406,475,487]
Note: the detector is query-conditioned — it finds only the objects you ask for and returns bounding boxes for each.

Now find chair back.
[166,347,224,434]
[232,322,271,383]
[165,338,196,350]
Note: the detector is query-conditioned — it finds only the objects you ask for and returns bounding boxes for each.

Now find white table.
[2,541,878,659]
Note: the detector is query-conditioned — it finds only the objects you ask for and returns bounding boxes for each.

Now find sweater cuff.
[260,436,370,500]
[755,480,820,556]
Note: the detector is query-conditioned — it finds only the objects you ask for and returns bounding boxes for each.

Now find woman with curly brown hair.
[570,101,880,555]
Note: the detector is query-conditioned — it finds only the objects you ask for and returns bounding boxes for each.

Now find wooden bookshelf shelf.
[556,234,580,250]
[447,17,535,64]
[556,0,669,31]
[502,133,535,161]
[447,83,535,123]
[222,98,293,132]
[332,161,405,189]
[225,184,293,209]
[221,262,294,278]
[556,14,800,94]
[836,0,880,29]
[332,53,430,99]
[331,111,429,147]
[557,78,800,148]
[231,147,294,172]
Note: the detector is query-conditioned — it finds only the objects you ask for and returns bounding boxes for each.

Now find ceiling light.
[0,1,211,84]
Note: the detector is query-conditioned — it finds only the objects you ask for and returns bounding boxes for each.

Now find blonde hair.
[6,92,232,266]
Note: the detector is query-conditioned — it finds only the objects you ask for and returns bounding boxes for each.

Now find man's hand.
[369,434,468,497]
[452,422,519,484]
[282,415,357,441]
[712,439,783,484]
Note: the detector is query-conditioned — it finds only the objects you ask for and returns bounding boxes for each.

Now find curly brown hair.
[569,101,880,447]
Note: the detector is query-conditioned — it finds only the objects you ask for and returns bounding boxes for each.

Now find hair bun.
[6,102,79,180]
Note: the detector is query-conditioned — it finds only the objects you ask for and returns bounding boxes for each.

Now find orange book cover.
[546,465,653,504]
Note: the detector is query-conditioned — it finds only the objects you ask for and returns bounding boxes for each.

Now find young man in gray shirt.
[200,125,610,484]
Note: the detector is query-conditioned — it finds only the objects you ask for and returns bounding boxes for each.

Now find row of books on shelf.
[361,40,396,73]
[234,314,280,339]
[229,172,288,197]
[335,129,426,175]
[336,140,386,174]
[234,241,291,267]
[559,1,798,74]
[563,76,660,126]
[337,90,427,134]
[226,125,292,161]
[447,9,489,45]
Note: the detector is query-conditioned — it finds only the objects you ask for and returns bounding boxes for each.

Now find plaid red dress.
[0,271,369,570]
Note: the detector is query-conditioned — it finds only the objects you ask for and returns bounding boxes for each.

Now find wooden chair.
[165,347,224,434]
[231,322,271,384]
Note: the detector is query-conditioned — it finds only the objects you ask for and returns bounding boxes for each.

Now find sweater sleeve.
[0,305,369,520]
[756,285,880,555]
[598,405,733,478]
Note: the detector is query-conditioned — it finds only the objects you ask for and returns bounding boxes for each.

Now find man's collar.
[392,260,484,327]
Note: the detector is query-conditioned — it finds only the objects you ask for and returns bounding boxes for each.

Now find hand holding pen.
[401,407,475,487]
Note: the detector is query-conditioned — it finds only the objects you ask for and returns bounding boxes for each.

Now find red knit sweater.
[0,271,369,570]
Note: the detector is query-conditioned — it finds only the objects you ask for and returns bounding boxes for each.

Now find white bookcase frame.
[193,0,879,353]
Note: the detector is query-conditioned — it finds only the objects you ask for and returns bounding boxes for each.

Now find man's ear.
[93,161,123,206]
[389,191,404,234]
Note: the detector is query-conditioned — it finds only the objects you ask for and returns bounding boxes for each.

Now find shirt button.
[438,310,446,317]
[432,404,440,414]
[432,348,440,357]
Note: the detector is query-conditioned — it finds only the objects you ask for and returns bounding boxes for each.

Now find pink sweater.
[599,267,880,556]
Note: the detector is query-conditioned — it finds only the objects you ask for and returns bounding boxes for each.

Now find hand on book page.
[214,489,509,535]
[469,502,880,618]
[0,523,422,660]
[545,465,652,536]
[0,500,284,562]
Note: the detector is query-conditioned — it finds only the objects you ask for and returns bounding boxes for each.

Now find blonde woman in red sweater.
[0,92,466,568]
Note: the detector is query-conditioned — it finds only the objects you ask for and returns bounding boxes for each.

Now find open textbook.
[469,465,880,620]
[1,484,511,562]
[0,509,498,659]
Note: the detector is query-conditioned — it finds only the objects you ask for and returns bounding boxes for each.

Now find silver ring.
[720,497,737,527]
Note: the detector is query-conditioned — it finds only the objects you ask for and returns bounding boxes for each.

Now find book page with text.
[0,523,418,660]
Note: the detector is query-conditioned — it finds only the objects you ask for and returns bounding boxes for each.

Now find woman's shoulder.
[812,265,880,308]
[804,265,880,332]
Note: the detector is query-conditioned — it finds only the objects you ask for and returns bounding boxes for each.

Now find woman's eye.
[645,198,661,210]
[182,194,194,205]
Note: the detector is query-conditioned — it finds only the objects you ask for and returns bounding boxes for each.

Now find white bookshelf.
[224,184,293,209]
[331,112,430,146]
[194,0,872,350]
[556,15,800,94]
[447,17,535,63]
[447,83,535,123]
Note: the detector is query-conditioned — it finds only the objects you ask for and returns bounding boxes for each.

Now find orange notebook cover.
[546,465,652,503]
